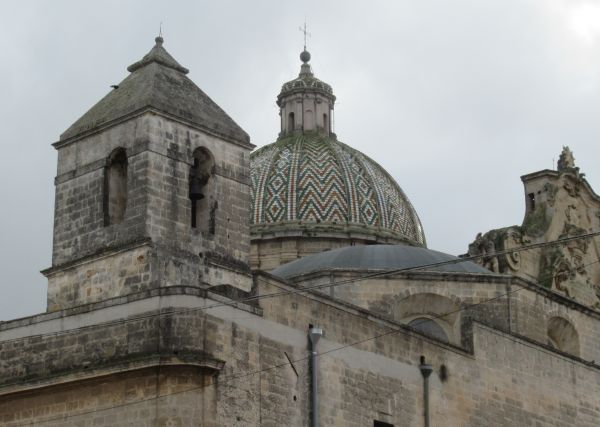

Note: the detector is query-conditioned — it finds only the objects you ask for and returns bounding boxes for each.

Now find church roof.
[60,37,250,146]
[250,134,426,246]
[271,245,492,279]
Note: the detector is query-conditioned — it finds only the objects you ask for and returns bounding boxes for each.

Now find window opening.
[189,148,215,233]
[528,193,536,211]
[374,421,394,427]
[104,148,128,226]
[288,112,295,132]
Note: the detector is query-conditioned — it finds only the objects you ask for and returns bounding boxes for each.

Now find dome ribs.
[334,143,380,227]
[251,145,278,223]
[250,135,426,246]
[263,143,294,223]
[297,137,348,224]
[287,135,303,221]
[330,142,360,223]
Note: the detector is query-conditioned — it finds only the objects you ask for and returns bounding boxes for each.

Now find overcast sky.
[2,0,600,320]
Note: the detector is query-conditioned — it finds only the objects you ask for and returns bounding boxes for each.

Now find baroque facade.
[1,37,600,426]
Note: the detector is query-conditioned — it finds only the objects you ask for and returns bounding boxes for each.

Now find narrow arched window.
[103,148,128,226]
[189,147,216,233]
[288,112,295,132]
[323,113,328,133]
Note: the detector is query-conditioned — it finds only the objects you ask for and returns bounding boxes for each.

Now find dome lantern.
[277,50,336,137]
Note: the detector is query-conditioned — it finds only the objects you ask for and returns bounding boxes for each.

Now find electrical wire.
[2,230,599,346]
[10,255,600,426]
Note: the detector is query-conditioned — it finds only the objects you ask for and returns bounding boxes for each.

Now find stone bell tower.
[43,37,254,311]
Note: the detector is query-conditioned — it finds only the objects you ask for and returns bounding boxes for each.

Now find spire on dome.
[299,49,313,77]
[276,25,336,136]
[298,20,313,76]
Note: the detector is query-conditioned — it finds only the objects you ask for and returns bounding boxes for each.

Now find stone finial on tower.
[557,146,576,172]
[299,49,313,77]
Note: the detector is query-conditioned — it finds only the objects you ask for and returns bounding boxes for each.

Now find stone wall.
[47,112,253,310]
[283,270,600,362]
[0,367,217,427]
[2,276,600,426]
[52,117,148,267]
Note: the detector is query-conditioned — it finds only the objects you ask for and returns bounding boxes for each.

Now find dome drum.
[278,93,333,136]
[251,221,418,243]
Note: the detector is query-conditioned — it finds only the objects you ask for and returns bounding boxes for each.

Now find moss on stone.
[539,246,563,289]
[522,202,550,237]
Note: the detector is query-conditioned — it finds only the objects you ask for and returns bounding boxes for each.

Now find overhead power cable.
[10,254,600,426]
[2,230,599,346]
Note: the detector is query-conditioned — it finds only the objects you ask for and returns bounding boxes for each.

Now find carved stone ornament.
[557,146,575,171]
[503,228,523,272]
[539,226,599,307]
[468,232,500,273]
[468,228,526,274]
[563,180,581,198]
[553,258,574,298]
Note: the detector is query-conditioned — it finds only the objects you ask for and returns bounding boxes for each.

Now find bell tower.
[43,37,254,311]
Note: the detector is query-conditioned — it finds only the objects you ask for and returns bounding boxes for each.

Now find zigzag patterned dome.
[250,134,426,246]
[249,49,426,270]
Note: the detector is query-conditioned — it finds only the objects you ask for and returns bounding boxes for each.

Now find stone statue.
[557,146,575,171]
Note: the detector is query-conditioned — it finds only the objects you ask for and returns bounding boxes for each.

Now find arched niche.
[304,109,314,131]
[547,316,580,356]
[394,293,460,344]
[189,147,216,234]
[408,317,449,343]
[103,147,128,226]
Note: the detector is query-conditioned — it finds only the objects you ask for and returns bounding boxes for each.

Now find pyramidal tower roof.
[60,37,250,145]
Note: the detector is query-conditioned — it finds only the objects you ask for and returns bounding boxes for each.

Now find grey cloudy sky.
[2,0,600,320]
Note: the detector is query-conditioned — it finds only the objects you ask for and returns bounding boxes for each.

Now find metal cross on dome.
[299,20,311,51]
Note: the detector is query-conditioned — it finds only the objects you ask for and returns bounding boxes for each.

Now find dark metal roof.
[60,37,250,146]
[271,244,493,279]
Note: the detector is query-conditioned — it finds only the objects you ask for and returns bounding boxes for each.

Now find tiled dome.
[250,134,426,246]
